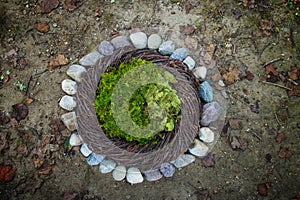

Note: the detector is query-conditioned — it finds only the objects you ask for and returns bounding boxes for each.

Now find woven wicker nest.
[76,47,201,171]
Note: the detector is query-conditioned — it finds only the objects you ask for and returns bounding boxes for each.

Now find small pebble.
[126,167,144,184]
[147,34,162,50]
[169,48,189,61]
[143,169,163,182]
[193,66,207,80]
[199,81,213,103]
[201,101,221,126]
[172,154,195,168]
[111,35,132,49]
[199,127,215,143]
[99,159,116,174]
[61,112,77,131]
[98,40,114,56]
[79,51,103,67]
[130,32,147,49]
[80,143,92,157]
[87,152,105,166]
[218,80,225,87]
[61,79,77,95]
[189,139,209,157]
[69,132,83,146]
[66,64,87,82]
[59,95,76,111]
[158,40,175,55]
[221,90,228,99]
[159,163,175,178]
[183,56,195,70]
[112,165,126,181]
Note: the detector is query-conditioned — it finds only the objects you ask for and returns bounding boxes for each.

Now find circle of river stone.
[75,47,201,171]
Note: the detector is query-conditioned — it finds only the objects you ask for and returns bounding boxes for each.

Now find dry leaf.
[39,0,59,14]
[228,118,243,130]
[278,147,293,159]
[222,66,241,85]
[47,54,69,70]
[35,21,49,33]
[288,66,300,81]
[34,155,44,168]
[179,25,195,35]
[275,132,286,143]
[11,103,29,122]
[287,80,300,97]
[63,0,84,11]
[0,164,15,182]
[265,65,278,82]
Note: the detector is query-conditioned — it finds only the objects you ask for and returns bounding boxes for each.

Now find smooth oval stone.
[158,40,175,55]
[147,34,162,50]
[169,48,189,61]
[193,66,207,80]
[189,139,209,157]
[201,101,221,126]
[183,56,195,70]
[199,127,215,143]
[79,51,103,67]
[218,80,225,87]
[130,32,147,49]
[59,95,76,111]
[112,165,126,181]
[99,159,116,174]
[69,132,83,146]
[111,35,132,49]
[126,167,144,184]
[172,154,195,168]
[61,79,77,95]
[80,143,92,157]
[87,152,105,166]
[61,112,77,131]
[159,163,175,178]
[199,81,213,103]
[98,40,114,56]
[66,64,87,82]
[143,169,163,182]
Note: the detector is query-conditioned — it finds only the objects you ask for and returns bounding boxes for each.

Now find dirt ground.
[0,0,299,199]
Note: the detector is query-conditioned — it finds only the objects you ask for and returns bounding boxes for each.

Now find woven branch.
[76,47,201,171]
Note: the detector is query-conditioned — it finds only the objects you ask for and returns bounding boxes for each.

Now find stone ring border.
[59,31,228,184]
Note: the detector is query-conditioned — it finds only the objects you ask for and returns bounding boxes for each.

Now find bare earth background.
[0,0,299,199]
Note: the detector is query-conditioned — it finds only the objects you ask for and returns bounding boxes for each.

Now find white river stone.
[79,51,103,67]
[69,132,83,146]
[66,64,87,82]
[99,159,116,174]
[126,167,144,184]
[147,34,162,50]
[80,143,92,157]
[172,154,195,168]
[199,127,215,143]
[130,32,147,49]
[61,79,77,95]
[193,66,207,80]
[61,112,77,131]
[59,95,76,111]
[189,139,209,157]
[112,165,126,181]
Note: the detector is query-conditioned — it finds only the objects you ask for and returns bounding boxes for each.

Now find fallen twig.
[274,112,282,127]
[258,41,271,60]
[262,57,284,67]
[259,80,292,91]
[246,128,262,141]
[25,75,32,96]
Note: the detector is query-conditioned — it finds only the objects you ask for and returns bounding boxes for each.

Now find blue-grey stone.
[159,163,175,178]
[171,154,195,168]
[199,81,213,103]
[130,32,147,49]
[79,51,103,67]
[147,34,162,50]
[169,48,189,61]
[87,152,105,166]
[98,40,114,56]
[112,165,126,181]
[111,35,132,49]
[66,64,87,82]
[189,139,209,157]
[158,40,175,55]
[143,169,163,182]
[201,101,221,126]
[80,143,92,157]
[59,95,76,111]
[183,56,195,70]
[99,159,116,174]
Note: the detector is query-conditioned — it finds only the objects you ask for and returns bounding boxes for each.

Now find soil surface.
[0,0,299,199]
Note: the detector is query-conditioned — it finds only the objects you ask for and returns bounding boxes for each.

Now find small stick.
[25,75,32,96]
[258,41,271,60]
[274,112,282,127]
[259,81,292,91]
[247,128,262,141]
[262,57,284,67]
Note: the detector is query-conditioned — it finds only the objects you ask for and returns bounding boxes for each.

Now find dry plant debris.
[47,54,69,70]
[220,64,241,85]
[179,25,195,35]
[39,0,59,14]
[11,103,29,122]
[35,21,50,33]
[0,164,15,182]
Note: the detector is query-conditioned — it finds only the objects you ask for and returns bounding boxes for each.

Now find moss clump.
[94,58,181,145]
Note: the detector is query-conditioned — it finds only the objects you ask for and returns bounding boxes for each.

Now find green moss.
[94,58,181,145]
